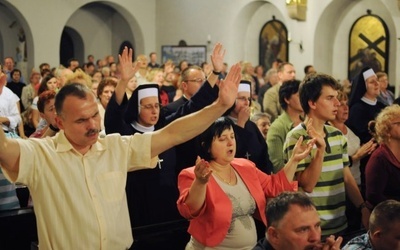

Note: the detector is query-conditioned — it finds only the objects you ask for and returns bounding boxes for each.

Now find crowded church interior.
[1,0,400,249]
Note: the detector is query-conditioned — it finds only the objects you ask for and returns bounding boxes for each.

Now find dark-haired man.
[267,79,303,172]
[343,200,400,250]
[304,65,316,75]
[253,191,342,250]
[283,73,370,238]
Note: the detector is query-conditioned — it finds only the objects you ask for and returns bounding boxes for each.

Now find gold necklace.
[212,166,233,185]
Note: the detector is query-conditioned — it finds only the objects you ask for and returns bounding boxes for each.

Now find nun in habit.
[104,79,218,229]
[105,83,180,229]
[346,67,385,196]
[223,80,273,174]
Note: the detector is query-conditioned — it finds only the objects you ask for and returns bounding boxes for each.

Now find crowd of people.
[0,42,400,249]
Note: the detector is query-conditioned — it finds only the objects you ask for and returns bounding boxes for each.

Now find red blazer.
[177,158,297,247]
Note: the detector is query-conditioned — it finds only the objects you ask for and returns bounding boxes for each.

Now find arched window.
[348,10,389,80]
[259,17,288,71]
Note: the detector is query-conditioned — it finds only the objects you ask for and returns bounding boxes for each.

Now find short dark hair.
[304,65,313,74]
[37,90,56,113]
[86,62,95,68]
[68,58,79,66]
[199,117,235,161]
[55,83,92,116]
[279,80,301,111]
[266,191,315,228]
[39,63,50,71]
[299,73,339,114]
[369,200,400,233]
[10,68,21,78]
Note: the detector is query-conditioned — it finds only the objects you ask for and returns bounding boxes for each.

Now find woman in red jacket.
[177,116,315,249]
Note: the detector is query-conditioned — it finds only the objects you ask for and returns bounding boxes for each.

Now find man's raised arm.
[0,127,21,173]
[150,63,242,158]
[0,72,21,179]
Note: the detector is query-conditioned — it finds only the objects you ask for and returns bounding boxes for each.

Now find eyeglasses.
[236,97,251,102]
[140,103,161,110]
[186,78,205,83]
[366,79,379,85]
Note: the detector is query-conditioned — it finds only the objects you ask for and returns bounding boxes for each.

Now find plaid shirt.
[342,232,374,250]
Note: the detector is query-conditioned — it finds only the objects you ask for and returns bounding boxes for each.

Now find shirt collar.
[361,96,377,105]
[54,131,107,154]
[130,121,155,133]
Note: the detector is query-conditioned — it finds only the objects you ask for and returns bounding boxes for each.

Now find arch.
[315,0,397,83]
[0,1,34,78]
[232,1,286,63]
[62,1,143,66]
[60,27,84,67]
[348,13,389,80]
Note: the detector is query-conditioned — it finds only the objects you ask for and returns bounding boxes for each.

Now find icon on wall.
[348,11,389,81]
[259,17,288,71]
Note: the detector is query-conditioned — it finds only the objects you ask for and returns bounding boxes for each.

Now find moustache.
[85,129,101,137]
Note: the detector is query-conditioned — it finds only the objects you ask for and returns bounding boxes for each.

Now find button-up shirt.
[3,131,158,249]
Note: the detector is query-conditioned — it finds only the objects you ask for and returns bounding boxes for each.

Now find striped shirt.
[0,169,20,210]
[283,123,349,236]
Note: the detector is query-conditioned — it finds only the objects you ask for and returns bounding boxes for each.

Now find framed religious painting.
[348,11,389,80]
[161,45,207,66]
[259,17,289,71]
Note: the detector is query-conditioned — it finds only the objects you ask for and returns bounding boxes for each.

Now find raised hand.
[194,156,212,184]
[0,72,6,86]
[118,46,140,82]
[217,63,241,108]
[210,43,225,73]
[291,136,316,162]
[360,139,377,156]
[305,118,326,149]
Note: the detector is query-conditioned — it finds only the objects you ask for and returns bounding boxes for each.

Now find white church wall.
[2,0,156,72]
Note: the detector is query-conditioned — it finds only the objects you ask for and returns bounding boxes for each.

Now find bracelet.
[358,202,368,211]
[49,124,60,132]
[212,70,221,75]
[348,155,353,167]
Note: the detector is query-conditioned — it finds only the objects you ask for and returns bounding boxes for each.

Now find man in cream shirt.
[0,47,242,249]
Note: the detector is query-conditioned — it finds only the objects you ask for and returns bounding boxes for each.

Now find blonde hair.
[65,68,92,86]
[375,105,400,144]
[146,68,163,82]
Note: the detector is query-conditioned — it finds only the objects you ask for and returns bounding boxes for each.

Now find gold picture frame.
[259,17,289,71]
[348,12,389,80]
